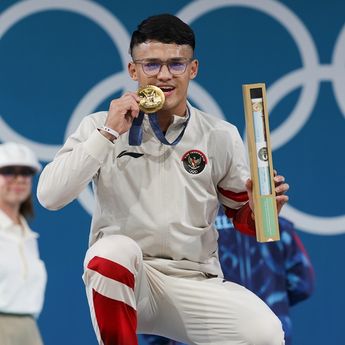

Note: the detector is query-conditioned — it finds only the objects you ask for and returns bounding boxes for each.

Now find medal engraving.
[137,85,165,113]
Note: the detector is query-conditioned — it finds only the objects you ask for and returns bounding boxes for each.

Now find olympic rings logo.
[0,0,344,235]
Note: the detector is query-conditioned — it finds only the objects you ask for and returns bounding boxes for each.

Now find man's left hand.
[245,170,289,215]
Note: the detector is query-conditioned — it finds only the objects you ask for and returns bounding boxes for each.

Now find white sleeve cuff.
[83,129,114,163]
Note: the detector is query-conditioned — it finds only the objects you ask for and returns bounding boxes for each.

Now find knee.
[245,313,285,345]
[84,235,142,274]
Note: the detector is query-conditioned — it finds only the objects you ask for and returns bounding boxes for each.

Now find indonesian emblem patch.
[181,150,207,174]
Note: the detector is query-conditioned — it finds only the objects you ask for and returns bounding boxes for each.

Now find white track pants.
[83,235,285,345]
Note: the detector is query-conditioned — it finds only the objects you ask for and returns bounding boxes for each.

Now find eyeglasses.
[133,58,193,76]
[0,166,35,178]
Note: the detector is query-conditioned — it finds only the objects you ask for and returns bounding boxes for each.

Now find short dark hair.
[129,14,195,56]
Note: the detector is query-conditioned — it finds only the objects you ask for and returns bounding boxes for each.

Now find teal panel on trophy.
[260,197,279,239]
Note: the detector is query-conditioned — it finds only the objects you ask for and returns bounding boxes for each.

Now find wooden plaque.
[242,83,280,242]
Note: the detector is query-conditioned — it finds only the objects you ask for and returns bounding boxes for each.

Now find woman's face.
[0,166,33,209]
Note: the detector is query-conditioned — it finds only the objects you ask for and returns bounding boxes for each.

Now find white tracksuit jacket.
[37,105,250,277]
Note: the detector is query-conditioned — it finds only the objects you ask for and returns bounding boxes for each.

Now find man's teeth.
[160,87,174,92]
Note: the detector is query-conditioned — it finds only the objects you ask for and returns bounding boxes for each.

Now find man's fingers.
[109,94,140,118]
[275,182,289,195]
[129,100,140,118]
[276,194,289,203]
[273,174,285,184]
[276,194,289,213]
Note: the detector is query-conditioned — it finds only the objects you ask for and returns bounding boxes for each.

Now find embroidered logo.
[181,150,207,174]
[117,150,144,158]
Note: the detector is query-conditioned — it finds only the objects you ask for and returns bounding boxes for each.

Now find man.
[37,14,289,345]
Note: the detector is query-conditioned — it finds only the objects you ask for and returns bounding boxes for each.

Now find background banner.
[0,1,344,344]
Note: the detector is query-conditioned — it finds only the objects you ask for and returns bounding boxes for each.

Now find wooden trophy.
[242,83,280,242]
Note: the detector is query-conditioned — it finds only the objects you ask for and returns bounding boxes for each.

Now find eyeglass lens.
[145,62,186,74]
[135,59,192,76]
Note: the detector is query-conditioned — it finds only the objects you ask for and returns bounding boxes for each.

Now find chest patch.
[181,150,207,174]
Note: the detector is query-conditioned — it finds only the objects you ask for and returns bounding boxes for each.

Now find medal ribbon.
[128,111,145,146]
[129,109,190,146]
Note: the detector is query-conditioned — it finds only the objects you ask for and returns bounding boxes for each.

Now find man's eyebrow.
[141,58,161,62]
[134,57,191,62]
[169,57,191,62]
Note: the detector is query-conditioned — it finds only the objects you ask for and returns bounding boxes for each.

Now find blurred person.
[37,14,289,345]
[0,142,47,345]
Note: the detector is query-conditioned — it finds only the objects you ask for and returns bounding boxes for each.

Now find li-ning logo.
[0,0,344,235]
[182,150,207,174]
[117,150,144,159]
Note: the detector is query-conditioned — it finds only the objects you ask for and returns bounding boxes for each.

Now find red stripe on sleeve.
[224,204,256,236]
[87,256,135,290]
[218,186,248,202]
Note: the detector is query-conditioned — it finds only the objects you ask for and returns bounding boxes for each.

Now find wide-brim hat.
[0,142,41,172]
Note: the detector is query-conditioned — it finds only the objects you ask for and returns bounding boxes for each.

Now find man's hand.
[273,171,289,213]
[245,170,289,215]
[99,92,140,141]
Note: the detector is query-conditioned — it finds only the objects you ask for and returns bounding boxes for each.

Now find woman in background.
[0,142,47,345]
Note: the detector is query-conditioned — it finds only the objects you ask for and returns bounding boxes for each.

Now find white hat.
[0,142,41,172]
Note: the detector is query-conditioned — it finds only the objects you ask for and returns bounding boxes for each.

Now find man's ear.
[128,62,138,81]
[189,59,199,80]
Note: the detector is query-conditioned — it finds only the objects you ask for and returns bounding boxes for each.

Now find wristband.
[98,126,120,141]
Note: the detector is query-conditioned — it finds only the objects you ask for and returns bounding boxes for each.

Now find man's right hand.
[99,92,140,141]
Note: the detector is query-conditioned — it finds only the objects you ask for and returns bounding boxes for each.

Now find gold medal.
[137,85,165,113]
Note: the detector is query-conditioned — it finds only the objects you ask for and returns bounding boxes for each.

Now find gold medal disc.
[137,85,165,113]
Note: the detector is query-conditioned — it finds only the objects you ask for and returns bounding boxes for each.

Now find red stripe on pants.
[87,256,135,289]
[93,289,138,345]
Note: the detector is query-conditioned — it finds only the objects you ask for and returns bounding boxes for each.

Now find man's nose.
[157,64,172,79]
